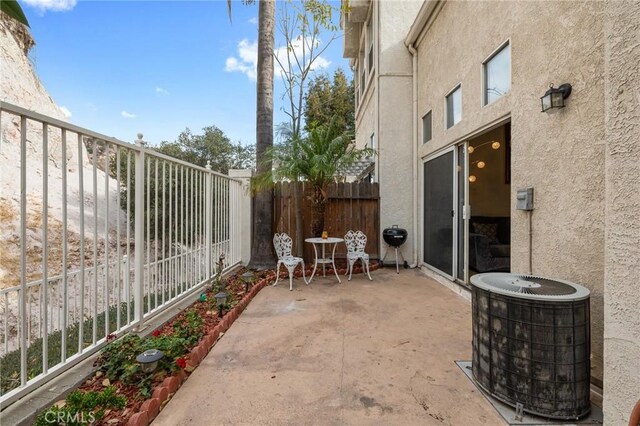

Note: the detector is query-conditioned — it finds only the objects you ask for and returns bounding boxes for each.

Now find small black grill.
[383,226,408,247]
[381,225,408,273]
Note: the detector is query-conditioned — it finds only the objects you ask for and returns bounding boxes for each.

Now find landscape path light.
[214,291,228,317]
[241,271,254,293]
[136,349,164,373]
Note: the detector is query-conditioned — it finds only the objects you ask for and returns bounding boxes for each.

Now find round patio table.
[305,237,344,283]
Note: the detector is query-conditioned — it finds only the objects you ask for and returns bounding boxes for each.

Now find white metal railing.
[0,102,243,408]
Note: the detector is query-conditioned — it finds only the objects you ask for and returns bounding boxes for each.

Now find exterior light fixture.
[241,272,254,293]
[136,349,164,373]
[214,291,228,317]
[477,161,486,169]
[491,141,501,150]
[540,83,572,112]
[469,175,477,183]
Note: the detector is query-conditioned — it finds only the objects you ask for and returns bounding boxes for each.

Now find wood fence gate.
[273,182,380,264]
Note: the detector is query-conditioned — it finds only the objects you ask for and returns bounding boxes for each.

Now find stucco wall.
[378,75,415,261]
[603,0,640,424]
[378,0,421,75]
[414,1,605,382]
[376,0,421,265]
[351,0,421,264]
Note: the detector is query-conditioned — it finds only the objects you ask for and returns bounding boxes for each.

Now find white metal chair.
[273,233,308,291]
[344,230,373,281]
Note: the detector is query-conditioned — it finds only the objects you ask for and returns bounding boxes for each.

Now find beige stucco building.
[343,0,423,266]
[343,0,639,424]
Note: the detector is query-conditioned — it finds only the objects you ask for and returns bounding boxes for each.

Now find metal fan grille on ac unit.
[471,273,590,301]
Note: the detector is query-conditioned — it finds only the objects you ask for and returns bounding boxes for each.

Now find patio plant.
[33,386,126,426]
[254,119,374,237]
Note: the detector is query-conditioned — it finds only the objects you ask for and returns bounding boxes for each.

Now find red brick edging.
[126,275,273,426]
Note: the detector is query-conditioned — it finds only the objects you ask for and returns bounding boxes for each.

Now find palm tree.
[256,119,374,237]
[227,0,276,269]
[248,0,276,269]
[1,0,29,26]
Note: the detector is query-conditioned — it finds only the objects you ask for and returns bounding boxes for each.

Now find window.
[359,48,366,95]
[446,86,462,129]
[422,111,432,143]
[484,42,511,105]
[366,19,373,73]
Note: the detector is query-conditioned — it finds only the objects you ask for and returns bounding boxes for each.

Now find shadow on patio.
[153,268,503,425]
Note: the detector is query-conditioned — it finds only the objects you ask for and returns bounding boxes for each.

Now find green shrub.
[34,387,126,426]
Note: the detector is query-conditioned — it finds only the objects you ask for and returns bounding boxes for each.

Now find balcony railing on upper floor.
[0,102,244,408]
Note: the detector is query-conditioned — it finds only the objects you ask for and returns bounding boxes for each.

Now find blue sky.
[20,0,350,147]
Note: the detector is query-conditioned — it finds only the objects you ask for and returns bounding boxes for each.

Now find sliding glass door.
[423,149,455,277]
[423,145,468,282]
[457,143,469,283]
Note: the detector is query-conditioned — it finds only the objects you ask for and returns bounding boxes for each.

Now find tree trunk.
[294,181,303,257]
[310,186,326,237]
[248,0,276,270]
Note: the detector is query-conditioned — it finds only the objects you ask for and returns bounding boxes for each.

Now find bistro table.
[305,237,344,283]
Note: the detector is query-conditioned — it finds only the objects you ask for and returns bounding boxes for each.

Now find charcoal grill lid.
[470,273,590,301]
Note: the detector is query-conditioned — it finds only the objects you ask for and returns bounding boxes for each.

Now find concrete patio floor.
[153,267,504,425]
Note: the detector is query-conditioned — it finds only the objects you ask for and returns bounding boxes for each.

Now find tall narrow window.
[446,86,462,129]
[484,42,511,105]
[422,111,432,144]
[359,47,366,93]
[367,19,374,73]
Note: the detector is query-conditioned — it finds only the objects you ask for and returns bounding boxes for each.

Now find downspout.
[408,43,418,268]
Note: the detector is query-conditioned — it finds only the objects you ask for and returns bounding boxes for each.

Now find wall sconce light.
[136,349,164,373]
[540,83,572,112]
[469,175,477,183]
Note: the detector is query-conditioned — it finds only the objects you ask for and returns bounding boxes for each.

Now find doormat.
[455,361,603,425]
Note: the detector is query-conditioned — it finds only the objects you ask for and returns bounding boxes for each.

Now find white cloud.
[59,106,72,119]
[225,36,330,83]
[275,36,331,74]
[225,39,258,81]
[121,111,137,119]
[248,17,258,25]
[23,0,77,12]
[155,87,169,96]
[310,55,331,71]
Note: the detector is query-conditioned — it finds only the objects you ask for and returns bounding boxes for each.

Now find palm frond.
[1,0,29,27]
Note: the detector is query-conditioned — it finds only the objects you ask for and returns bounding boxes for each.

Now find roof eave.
[404,0,441,48]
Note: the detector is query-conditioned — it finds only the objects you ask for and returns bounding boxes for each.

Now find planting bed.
[32,263,377,426]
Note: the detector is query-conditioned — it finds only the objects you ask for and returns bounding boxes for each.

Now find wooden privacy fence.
[273,182,380,264]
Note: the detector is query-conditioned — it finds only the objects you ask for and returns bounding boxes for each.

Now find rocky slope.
[0,13,126,290]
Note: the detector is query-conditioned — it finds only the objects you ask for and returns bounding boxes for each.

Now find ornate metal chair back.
[345,230,367,254]
[273,233,294,259]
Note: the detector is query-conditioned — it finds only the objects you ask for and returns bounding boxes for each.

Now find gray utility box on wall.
[517,187,534,211]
